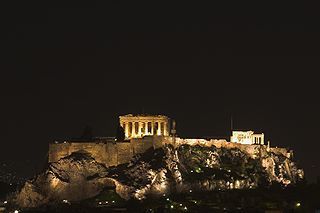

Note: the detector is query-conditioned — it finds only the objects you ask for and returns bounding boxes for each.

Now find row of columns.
[253,134,264,145]
[122,121,167,138]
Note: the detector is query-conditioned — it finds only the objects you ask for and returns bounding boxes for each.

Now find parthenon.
[119,114,171,139]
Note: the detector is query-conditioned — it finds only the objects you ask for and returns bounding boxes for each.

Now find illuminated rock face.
[13,144,304,208]
[14,152,113,208]
[14,114,303,208]
[119,114,171,139]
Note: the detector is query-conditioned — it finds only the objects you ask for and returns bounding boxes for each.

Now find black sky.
[1,2,320,181]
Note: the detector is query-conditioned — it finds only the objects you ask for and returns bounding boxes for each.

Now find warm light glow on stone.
[119,114,171,139]
[50,177,60,188]
[230,131,264,145]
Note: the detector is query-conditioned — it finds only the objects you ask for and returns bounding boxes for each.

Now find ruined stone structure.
[231,131,264,145]
[48,114,291,167]
[119,114,170,139]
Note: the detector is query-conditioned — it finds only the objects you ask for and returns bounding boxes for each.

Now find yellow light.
[170,205,174,209]
[296,202,301,207]
[51,177,60,188]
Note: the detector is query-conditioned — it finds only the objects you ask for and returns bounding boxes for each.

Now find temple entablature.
[119,114,171,139]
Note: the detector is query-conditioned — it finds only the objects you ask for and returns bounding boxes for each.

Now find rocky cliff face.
[12,144,304,208]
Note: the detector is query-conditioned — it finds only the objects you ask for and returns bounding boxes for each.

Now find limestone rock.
[14,152,112,208]
[12,144,304,208]
[14,180,47,208]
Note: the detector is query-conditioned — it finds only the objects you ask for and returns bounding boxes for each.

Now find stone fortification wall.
[131,137,154,155]
[49,137,159,167]
[49,136,291,167]
[49,142,116,166]
[163,137,291,159]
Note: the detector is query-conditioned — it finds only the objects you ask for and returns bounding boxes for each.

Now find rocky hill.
[12,144,304,208]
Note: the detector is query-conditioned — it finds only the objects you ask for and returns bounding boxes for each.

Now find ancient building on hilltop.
[49,114,290,167]
[230,131,264,145]
[119,114,171,139]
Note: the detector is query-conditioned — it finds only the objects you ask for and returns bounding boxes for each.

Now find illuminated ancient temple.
[119,114,171,139]
[49,113,293,168]
[230,131,264,145]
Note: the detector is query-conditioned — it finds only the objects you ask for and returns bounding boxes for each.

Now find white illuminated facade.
[230,131,264,145]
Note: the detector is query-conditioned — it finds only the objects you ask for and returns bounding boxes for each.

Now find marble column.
[138,122,142,137]
[145,122,148,135]
[151,122,154,135]
[131,122,135,137]
[125,122,129,138]
[158,121,161,135]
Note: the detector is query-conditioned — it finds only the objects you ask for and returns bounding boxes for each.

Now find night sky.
[1,2,320,181]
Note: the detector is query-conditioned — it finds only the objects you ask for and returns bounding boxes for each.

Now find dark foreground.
[2,183,320,212]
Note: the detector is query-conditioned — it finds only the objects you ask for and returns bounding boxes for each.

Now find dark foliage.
[116,125,125,141]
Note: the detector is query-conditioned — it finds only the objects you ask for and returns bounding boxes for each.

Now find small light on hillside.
[62,199,70,204]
